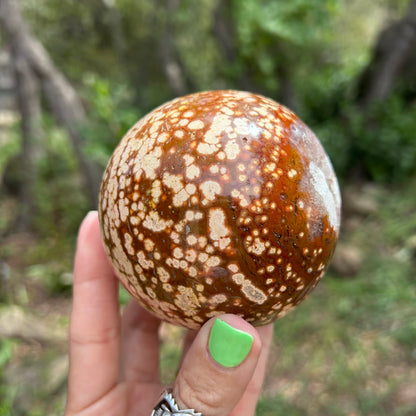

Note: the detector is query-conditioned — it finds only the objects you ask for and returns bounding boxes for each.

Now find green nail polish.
[208,319,253,368]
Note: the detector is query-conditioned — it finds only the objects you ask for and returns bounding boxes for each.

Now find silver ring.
[151,389,202,416]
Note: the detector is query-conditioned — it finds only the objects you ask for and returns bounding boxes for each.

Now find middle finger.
[120,299,162,383]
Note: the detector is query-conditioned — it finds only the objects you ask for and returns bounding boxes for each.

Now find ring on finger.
[151,389,202,416]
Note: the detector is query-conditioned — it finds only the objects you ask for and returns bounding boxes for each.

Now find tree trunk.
[0,0,102,209]
[10,43,43,231]
[158,0,192,97]
[212,0,253,91]
[358,0,416,107]
[101,0,127,63]
[212,0,264,94]
[213,0,237,63]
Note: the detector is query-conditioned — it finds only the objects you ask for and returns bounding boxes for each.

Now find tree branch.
[0,0,102,208]
[360,0,416,107]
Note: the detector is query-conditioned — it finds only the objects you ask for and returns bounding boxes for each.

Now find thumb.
[173,314,264,416]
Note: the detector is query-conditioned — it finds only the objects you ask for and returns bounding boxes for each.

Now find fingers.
[120,299,162,383]
[173,314,269,416]
[66,211,121,413]
[231,323,274,416]
[179,329,198,367]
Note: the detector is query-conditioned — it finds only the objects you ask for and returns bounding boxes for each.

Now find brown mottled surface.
[99,90,341,328]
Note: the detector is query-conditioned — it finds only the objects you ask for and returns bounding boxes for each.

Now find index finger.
[66,211,121,413]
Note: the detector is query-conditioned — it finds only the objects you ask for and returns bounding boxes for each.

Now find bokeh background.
[0,0,415,415]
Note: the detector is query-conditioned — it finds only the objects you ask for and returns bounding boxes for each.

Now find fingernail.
[208,319,253,368]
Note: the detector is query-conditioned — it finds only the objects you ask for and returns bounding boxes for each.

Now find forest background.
[0,0,416,415]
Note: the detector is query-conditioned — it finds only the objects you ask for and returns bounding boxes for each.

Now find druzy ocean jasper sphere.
[99,90,341,329]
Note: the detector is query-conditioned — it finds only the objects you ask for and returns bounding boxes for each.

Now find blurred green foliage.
[312,96,416,182]
[1,1,416,412]
[0,339,17,416]
[15,0,413,207]
[348,97,416,182]
[81,74,139,166]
